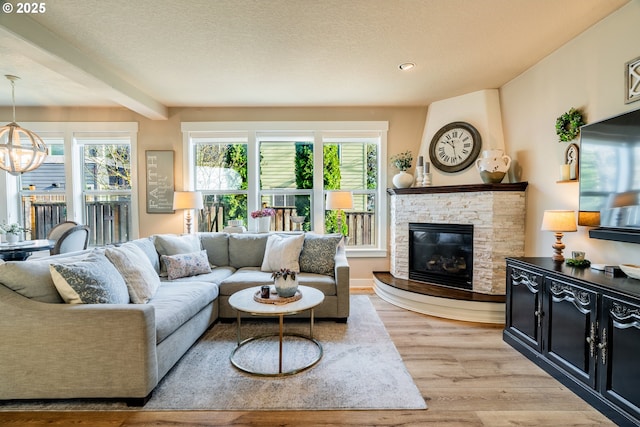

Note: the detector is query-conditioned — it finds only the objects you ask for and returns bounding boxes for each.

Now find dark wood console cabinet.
[505,258,640,426]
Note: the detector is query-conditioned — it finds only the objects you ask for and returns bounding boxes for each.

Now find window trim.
[182,121,388,257]
[0,122,139,241]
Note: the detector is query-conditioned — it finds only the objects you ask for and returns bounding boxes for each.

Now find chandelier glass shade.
[0,75,47,175]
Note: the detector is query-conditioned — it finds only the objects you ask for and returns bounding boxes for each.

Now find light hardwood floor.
[0,292,615,427]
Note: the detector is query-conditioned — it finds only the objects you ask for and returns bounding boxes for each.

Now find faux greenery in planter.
[390,150,413,171]
[556,108,586,142]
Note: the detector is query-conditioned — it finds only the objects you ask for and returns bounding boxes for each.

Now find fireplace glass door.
[409,223,473,290]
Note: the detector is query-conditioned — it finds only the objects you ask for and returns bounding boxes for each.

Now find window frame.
[182,121,388,257]
[0,122,139,242]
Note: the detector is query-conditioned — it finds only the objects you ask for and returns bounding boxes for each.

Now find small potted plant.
[251,207,276,233]
[271,268,299,297]
[0,223,29,244]
[390,150,414,188]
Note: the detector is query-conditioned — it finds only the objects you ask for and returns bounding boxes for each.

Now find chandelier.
[0,75,47,175]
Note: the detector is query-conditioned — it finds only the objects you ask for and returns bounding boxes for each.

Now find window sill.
[345,248,387,258]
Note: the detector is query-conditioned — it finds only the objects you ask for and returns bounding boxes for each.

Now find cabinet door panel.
[506,265,543,351]
[600,296,640,419]
[545,278,597,388]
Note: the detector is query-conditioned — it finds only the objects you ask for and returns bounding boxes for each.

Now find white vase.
[274,276,299,298]
[5,232,19,244]
[392,171,414,188]
[475,149,512,183]
[257,216,271,233]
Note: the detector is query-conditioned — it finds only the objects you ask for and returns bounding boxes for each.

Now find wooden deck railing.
[199,205,375,245]
[24,199,131,245]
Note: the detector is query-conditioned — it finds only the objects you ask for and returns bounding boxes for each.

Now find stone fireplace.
[374,183,528,324]
[389,183,527,295]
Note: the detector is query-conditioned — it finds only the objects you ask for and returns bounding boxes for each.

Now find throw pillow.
[228,233,269,268]
[105,244,161,303]
[154,234,202,275]
[154,234,201,255]
[161,250,212,280]
[298,233,343,277]
[49,252,130,304]
[260,233,305,272]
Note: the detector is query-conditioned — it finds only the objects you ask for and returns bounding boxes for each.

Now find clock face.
[429,122,482,173]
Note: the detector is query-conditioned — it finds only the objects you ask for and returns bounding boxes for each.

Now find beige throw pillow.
[260,233,305,272]
[105,244,161,303]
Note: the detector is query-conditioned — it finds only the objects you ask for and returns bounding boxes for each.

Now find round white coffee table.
[228,285,324,376]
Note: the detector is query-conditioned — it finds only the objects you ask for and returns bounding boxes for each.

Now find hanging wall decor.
[146,150,175,213]
[625,55,640,104]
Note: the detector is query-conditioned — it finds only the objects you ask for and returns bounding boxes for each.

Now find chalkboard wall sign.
[146,150,175,213]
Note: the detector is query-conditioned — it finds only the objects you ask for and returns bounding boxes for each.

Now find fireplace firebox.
[409,223,473,290]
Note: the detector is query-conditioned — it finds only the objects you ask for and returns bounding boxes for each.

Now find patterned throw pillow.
[298,234,343,277]
[260,233,305,272]
[161,250,212,280]
[105,244,161,304]
[49,252,130,304]
[154,234,202,276]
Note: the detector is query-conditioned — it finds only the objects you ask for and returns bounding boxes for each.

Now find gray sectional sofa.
[0,231,349,405]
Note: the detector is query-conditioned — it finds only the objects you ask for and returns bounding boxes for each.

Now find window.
[19,133,67,239]
[78,135,134,245]
[191,133,248,233]
[2,123,139,245]
[323,137,378,247]
[182,121,388,256]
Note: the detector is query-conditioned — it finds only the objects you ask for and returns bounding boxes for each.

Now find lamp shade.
[541,210,577,232]
[172,191,204,210]
[326,191,353,210]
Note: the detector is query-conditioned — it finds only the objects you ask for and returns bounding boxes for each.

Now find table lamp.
[540,210,577,262]
[325,191,353,235]
[173,191,204,233]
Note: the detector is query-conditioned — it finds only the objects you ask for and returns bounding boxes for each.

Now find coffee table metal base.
[230,311,323,377]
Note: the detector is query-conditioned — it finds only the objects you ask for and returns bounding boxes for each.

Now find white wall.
[417,89,506,185]
[500,0,640,264]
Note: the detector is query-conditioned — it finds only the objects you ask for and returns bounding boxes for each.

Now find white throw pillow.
[260,234,305,272]
[105,244,161,303]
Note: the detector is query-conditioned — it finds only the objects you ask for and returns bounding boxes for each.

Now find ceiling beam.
[0,14,168,120]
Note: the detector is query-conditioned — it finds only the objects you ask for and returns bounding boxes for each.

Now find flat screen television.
[579,107,640,243]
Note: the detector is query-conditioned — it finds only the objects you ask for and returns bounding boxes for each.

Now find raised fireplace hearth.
[375,183,528,324]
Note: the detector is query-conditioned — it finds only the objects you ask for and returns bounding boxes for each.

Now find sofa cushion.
[218,267,273,295]
[0,250,97,303]
[105,243,161,303]
[161,250,212,280]
[199,233,229,267]
[260,233,304,272]
[154,234,202,275]
[163,266,235,284]
[129,237,161,274]
[299,233,343,277]
[219,267,336,296]
[228,234,269,268]
[50,252,130,304]
[149,281,219,344]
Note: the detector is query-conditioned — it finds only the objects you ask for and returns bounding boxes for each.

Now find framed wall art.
[625,55,640,104]
[146,150,175,213]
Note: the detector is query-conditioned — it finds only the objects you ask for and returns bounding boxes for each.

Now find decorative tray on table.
[254,289,302,305]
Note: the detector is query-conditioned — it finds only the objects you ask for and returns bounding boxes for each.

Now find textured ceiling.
[0,0,630,118]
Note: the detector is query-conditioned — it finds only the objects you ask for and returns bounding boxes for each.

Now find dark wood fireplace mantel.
[387,182,528,196]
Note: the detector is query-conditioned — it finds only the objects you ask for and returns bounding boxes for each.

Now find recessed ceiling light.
[399,62,415,71]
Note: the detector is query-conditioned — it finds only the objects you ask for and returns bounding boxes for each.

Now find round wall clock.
[429,121,482,173]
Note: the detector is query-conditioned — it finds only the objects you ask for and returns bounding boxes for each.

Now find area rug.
[0,295,427,411]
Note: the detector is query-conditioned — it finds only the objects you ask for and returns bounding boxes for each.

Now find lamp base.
[551,232,566,262]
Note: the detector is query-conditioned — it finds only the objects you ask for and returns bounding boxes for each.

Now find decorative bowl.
[619,264,640,280]
[228,220,243,227]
